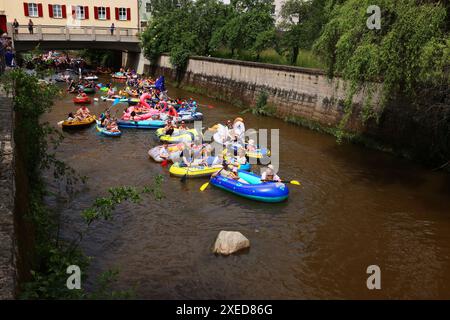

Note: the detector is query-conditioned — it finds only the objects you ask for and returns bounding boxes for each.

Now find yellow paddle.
[200,182,210,191]
[200,167,225,191]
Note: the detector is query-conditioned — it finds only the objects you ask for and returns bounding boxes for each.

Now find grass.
[210,48,325,69]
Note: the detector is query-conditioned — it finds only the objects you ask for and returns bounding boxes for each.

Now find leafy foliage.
[82,177,164,225]
[314,0,449,108]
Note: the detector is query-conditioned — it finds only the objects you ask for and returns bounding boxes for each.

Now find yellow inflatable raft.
[158,129,200,143]
[169,163,222,178]
[62,115,96,129]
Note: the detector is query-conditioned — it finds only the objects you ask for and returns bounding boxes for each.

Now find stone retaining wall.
[148,54,376,131]
[0,95,16,299]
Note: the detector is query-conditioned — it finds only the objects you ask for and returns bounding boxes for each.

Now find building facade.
[139,0,152,27]
[0,0,139,33]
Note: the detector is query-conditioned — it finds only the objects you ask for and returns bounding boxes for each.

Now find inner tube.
[210,170,289,203]
[83,87,96,94]
[96,120,122,137]
[73,96,91,104]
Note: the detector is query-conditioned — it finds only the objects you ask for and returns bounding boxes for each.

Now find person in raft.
[261,165,282,183]
[179,144,194,167]
[212,162,242,181]
[76,106,90,119]
[67,112,75,121]
[233,117,245,143]
[107,119,120,132]
[167,105,178,117]
[246,139,257,152]
[159,144,170,161]
[178,120,189,132]
[163,120,175,136]
[234,148,247,166]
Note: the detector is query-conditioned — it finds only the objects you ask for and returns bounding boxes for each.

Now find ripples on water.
[41,80,450,299]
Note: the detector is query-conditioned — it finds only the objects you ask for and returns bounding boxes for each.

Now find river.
[42,78,450,299]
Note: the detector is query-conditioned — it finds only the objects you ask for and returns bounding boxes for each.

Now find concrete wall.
[149,54,373,131]
[0,95,16,299]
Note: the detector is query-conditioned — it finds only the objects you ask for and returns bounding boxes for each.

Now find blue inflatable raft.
[117,119,166,129]
[96,121,122,137]
[210,170,289,203]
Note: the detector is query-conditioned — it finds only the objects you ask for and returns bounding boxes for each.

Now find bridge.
[8,24,141,53]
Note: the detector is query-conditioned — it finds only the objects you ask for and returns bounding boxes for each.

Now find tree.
[210,1,275,57]
[313,0,449,104]
[279,0,327,64]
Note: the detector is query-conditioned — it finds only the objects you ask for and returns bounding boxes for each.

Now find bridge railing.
[8,24,140,43]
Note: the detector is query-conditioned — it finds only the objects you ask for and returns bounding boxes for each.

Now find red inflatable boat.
[73,96,92,104]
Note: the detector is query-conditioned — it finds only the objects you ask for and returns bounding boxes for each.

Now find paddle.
[180,163,190,183]
[200,167,224,191]
[261,179,301,186]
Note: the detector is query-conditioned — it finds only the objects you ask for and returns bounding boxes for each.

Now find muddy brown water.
[41,79,450,299]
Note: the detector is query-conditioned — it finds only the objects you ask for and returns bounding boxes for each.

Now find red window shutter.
[38,3,43,17]
[106,7,111,20]
[127,8,131,21]
[24,3,29,17]
[48,4,53,18]
[84,6,89,19]
[62,5,66,18]
[72,6,75,18]
[115,7,119,20]
[94,7,98,19]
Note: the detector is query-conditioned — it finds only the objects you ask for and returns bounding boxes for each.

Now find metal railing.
[8,24,140,43]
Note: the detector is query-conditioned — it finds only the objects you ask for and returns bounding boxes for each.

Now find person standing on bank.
[110,23,115,36]
[12,19,19,34]
[28,19,34,34]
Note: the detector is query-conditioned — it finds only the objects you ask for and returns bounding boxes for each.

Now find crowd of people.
[0,33,16,74]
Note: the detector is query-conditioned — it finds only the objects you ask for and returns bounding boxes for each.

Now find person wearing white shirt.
[261,165,282,182]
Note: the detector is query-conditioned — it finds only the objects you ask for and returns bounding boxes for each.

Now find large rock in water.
[213,231,250,255]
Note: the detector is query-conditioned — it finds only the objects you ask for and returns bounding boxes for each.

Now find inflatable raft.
[178,112,203,122]
[148,144,183,162]
[112,73,127,80]
[95,121,122,137]
[83,87,96,94]
[169,163,223,178]
[246,147,271,159]
[158,129,200,143]
[210,170,289,203]
[169,162,251,178]
[73,96,91,104]
[117,119,165,129]
[62,115,96,129]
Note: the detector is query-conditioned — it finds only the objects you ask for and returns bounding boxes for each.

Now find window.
[118,7,127,20]
[28,3,38,17]
[76,5,84,19]
[98,6,106,20]
[146,2,151,13]
[52,5,62,18]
